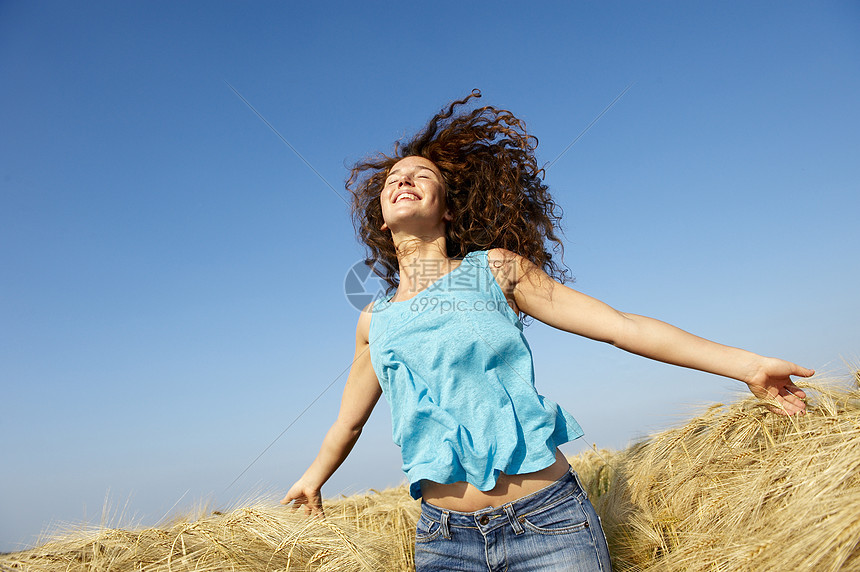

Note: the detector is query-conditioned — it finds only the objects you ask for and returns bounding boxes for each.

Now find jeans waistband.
[419,467,586,533]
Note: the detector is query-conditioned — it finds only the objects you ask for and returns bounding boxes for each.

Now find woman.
[282,90,812,571]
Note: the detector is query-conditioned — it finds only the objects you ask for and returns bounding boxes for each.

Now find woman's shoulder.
[485,248,526,276]
[482,248,524,299]
[484,247,519,265]
[355,301,375,343]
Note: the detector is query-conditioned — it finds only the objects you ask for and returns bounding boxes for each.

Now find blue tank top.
[368,250,583,499]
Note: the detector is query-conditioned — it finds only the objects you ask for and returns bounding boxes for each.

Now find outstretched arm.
[490,249,814,415]
[281,305,382,515]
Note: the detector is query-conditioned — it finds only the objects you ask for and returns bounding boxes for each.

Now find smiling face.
[379,156,451,233]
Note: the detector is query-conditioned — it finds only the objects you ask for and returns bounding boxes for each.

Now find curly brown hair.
[347,89,570,292]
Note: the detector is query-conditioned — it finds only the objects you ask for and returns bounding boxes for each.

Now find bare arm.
[489,249,814,415]
[281,305,382,515]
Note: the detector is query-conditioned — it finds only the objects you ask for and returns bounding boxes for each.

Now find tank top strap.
[455,249,499,296]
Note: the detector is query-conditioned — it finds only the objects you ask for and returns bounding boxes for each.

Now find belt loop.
[504,503,524,535]
[440,510,451,539]
[571,469,588,499]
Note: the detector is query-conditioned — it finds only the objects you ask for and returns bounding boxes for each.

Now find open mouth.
[394,192,420,203]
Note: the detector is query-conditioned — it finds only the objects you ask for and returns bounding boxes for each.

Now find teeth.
[395,193,418,202]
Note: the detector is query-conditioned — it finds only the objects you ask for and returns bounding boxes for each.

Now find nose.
[397,173,413,187]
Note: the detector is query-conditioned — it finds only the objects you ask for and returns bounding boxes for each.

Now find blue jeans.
[414,469,612,571]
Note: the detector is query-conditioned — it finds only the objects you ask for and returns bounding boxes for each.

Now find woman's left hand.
[743,358,814,415]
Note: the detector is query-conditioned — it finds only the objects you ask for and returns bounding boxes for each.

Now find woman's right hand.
[281,479,324,517]
[279,307,381,520]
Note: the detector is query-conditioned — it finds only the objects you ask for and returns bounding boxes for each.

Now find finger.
[767,403,788,415]
[760,388,803,416]
[780,400,804,416]
[792,365,815,378]
[281,494,307,507]
[308,504,325,518]
[777,391,806,415]
[769,404,804,416]
[785,384,806,399]
[767,402,797,416]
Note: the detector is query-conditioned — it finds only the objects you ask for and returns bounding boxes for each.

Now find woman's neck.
[392,237,454,300]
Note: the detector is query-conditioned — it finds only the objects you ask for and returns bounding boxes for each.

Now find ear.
[380,221,389,231]
[443,210,453,223]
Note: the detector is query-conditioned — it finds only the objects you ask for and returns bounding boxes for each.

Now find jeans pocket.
[415,513,443,543]
[519,493,590,536]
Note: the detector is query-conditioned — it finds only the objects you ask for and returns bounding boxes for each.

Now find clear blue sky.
[2,1,858,552]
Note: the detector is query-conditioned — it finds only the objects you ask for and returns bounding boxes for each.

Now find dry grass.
[595,372,860,571]
[3,371,859,571]
[1,488,420,572]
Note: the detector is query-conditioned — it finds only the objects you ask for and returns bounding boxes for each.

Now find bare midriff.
[419,449,570,512]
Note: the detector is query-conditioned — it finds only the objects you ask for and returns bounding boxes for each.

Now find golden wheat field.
[3,371,860,572]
